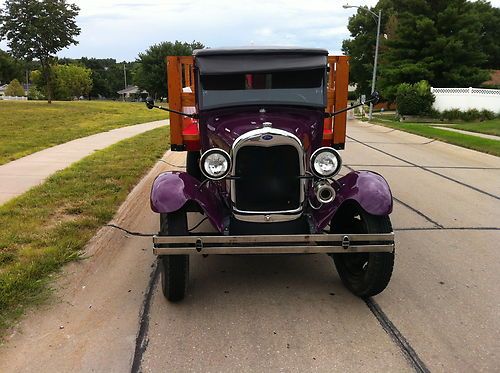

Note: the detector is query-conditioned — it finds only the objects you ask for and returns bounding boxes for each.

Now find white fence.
[431,87,500,113]
[0,96,28,101]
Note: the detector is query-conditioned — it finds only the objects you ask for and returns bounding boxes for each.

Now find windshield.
[198,69,326,110]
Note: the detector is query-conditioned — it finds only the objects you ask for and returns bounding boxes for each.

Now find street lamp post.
[343,4,381,120]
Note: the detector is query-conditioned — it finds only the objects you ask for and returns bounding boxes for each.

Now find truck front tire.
[159,209,189,302]
[330,203,394,298]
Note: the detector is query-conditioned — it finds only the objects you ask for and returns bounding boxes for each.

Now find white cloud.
[1,0,499,61]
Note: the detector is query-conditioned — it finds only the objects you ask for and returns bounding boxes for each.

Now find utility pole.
[123,64,127,89]
[123,64,127,102]
[369,9,382,121]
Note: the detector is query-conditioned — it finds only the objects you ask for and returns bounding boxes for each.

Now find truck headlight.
[200,148,231,180]
[310,147,342,178]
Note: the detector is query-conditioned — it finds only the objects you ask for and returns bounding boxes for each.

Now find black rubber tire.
[330,203,394,298]
[186,151,202,181]
[159,209,189,302]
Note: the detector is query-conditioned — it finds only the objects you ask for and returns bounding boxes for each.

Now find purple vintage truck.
[146,47,394,301]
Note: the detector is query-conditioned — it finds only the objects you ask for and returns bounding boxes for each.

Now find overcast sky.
[1,0,499,61]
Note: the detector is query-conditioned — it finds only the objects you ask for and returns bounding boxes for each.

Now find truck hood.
[199,107,324,153]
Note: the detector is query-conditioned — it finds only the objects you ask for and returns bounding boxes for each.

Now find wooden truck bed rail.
[166,55,349,151]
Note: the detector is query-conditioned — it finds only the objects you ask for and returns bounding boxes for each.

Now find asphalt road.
[1,119,499,372]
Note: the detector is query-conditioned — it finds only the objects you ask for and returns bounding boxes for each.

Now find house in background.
[0,84,7,97]
[0,82,31,97]
[482,70,500,88]
[117,85,148,101]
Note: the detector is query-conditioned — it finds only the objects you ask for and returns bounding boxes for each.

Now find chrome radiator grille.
[230,128,305,222]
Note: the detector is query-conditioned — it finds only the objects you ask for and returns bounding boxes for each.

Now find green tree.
[0,49,23,83]
[53,64,92,99]
[0,0,80,103]
[27,85,45,100]
[342,0,497,100]
[77,58,119,98]
[470,0,500,70]
[5,78,25,96]
[379,0,490,100]
[342,0,395,96]
[31,64,92,100]
[62,57,133,98]
[134,40,205,99]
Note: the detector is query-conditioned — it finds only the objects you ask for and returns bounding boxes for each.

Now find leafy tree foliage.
[342,0,394,96]
[134,40,205,99]
[342,0,498,100]
[27,85,45,100]
[5,78,25,96]
[0,49,23,83]
[0,0,80,103]
[53,64,92,99]
[31,64,92,100]
[470,0,500,70]
[62,57,135,98]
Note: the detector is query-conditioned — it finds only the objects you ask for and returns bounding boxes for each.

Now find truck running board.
[153,233,395,255]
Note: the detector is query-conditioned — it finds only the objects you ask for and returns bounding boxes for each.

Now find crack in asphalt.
[364,298,431,373]
[129,130,497,371]
[393,197,444,228]
[347,135,500,200]
[344,164,444,229]
[131,260,160,373]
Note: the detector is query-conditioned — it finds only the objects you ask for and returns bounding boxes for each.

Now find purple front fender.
[150,172,225,232]
[313,171,393,231]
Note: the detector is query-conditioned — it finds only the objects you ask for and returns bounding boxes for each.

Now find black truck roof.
[193,46,329,74]
[193,46,328,56]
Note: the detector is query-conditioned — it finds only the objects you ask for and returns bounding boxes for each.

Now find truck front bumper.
[153,233,395,255]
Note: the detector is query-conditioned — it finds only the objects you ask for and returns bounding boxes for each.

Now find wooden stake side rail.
[166,56,196,149]
[166,55,349,151]
[331,56,349,149]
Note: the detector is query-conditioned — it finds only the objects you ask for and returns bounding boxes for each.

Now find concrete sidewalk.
[0,119,168,205]
[433,126,500,141]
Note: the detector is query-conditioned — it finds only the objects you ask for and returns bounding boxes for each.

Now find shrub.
[4,79,25,96]
[461,109,481,121]
[396,80,435,116]
[440,108,496,122]
[480,109,496,121]
[27,85,45,100]
[441,109,462,121]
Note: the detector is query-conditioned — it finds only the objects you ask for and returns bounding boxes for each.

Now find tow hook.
[195,238,203,252]
[342,235,350,250]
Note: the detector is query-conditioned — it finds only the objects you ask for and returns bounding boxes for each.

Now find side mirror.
[370,91,380,105]
[145,96,155,109]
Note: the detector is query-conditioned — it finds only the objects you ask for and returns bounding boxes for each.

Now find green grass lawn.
[369,115,500,156]
[0,100,168,165]
[0,127,169,333]
[439,118,500,137]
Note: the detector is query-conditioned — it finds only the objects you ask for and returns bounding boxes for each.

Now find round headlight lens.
[310,147,342,178]
[200,149,231,180]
